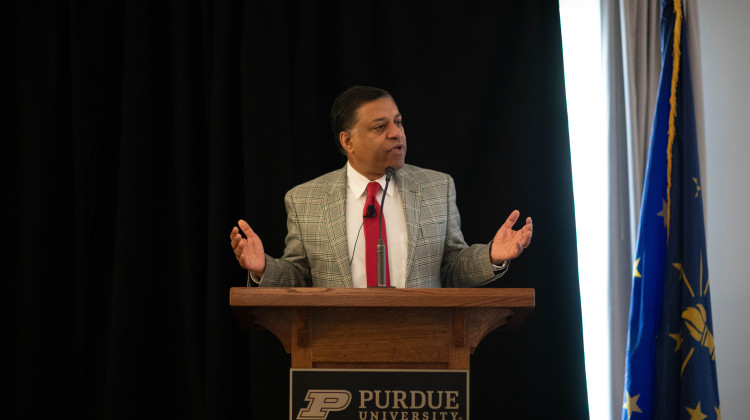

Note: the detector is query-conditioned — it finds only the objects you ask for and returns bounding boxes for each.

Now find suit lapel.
[397,166,421,285]
[322,166,354,287]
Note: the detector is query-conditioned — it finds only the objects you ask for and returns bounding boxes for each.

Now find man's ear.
[339,131,352,153]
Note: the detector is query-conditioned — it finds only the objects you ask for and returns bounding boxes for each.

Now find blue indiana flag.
[622,1,720,420]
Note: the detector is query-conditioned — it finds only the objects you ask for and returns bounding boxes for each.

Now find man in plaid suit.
[230,86,533,288]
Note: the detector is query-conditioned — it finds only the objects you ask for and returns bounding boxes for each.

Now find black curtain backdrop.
[5,1,588,418]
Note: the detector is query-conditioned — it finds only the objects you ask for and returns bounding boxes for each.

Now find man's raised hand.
[229,219,266,278]
[490,210,533,265]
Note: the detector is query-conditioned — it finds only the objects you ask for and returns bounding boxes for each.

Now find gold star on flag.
[633,257,642,278]
[686,401,707,420]
[715,406,721,420]
[623,391,642,420]
[657,198,669,228]
[693,177,701,198]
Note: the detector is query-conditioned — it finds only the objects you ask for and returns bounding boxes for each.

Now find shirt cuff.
[247,270,262,287]
[491,260,508,272]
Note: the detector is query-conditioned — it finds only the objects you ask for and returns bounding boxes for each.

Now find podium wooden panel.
[230,287,534,370]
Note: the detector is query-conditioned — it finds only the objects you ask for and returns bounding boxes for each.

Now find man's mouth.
[389,144,405,152]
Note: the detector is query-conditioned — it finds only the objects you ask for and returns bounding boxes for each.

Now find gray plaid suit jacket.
[258,164,507,288]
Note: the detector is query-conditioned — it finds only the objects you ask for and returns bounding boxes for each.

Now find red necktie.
[363,181,390,287]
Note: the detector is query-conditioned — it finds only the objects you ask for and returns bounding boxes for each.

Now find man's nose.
[386,121,403,138]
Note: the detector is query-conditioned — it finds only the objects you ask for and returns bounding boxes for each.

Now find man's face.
[340,97,407,180]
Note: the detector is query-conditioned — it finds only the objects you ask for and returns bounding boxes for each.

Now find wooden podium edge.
[230,287,534,366]
[229,287,535,309]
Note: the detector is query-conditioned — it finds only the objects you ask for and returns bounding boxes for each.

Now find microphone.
[365,204,376,218]
[377,167,396,287]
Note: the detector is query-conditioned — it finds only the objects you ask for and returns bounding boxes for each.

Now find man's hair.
[330,86,394,155]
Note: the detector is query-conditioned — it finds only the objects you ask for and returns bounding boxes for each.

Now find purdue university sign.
[290,369,468,420]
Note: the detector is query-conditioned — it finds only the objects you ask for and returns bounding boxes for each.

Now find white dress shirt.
[346,162,408,288]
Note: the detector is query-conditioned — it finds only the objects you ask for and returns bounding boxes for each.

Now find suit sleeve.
[440,176,508,287]
[254,191,313,287]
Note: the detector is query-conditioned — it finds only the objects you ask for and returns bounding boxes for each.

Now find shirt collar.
[346,161,394,198]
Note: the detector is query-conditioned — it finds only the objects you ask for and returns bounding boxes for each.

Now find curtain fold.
[620,0,662,245]
[602,1,631,418]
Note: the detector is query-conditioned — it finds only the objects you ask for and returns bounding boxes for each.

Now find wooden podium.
[230,287,534,370]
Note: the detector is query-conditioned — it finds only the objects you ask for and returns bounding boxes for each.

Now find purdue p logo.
[296,390,352,419]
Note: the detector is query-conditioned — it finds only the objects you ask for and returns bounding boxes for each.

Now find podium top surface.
[229,287,535,309]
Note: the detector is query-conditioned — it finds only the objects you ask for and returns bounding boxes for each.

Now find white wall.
[697,0,750,418]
